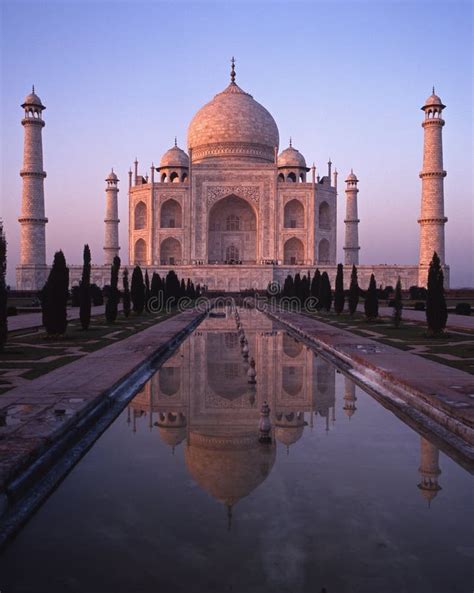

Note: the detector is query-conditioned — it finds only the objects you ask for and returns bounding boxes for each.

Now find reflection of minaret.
[417,437,441,506]
[342,377,357,419]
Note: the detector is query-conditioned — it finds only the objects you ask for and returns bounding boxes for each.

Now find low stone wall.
[64,263,422,291]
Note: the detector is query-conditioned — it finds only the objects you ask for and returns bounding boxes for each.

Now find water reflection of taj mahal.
[128,308,442,513]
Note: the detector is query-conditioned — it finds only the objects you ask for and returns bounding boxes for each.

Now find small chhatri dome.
[22,85,45,109]
[159,142,189,168]
[422,87,445,110]
[187,58,279,163]
[346,169,358,182]
[106,168,118,181]
[278,140,308,169]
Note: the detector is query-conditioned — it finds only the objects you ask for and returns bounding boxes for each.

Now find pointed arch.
[160,237,182,265]
[283,237,304,265]
[318,238,330,263]
[134,201,147,230]
[134,238,147,265]
[319,201,330,229]
[160,199,182,228]
[284,199,304,228]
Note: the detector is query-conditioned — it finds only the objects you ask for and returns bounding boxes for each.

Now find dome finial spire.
[289,137,292,148]
[230,56,236,84]
[174,136,177,147]
[432,85,435,94]
[32,84,35,93]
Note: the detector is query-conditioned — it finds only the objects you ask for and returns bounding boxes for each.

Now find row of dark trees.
[276,252,447,334]
[38,246,202,336]
[0,222,7,351]
[278,264,377,318]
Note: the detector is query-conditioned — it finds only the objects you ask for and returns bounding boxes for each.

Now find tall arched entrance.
[283,237,304,265]
[160,237,182,265]
[208,195,257,263]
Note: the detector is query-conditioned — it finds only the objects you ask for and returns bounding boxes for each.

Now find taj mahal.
[16,60,448,291]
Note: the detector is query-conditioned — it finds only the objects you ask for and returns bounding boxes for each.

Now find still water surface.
[1,307,473,593]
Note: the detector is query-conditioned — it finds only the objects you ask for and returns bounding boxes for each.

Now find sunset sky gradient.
[1,0,472,286]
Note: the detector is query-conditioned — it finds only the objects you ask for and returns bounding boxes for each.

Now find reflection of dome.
[275,412,306,446]
[187,77,279,163]
[155,411,187,448]
[275,424,305,446]
[278,144,307,169]
[185,432,276,506]
[159,143,189,168]
[417,482,441,504]
[158,425,187,448]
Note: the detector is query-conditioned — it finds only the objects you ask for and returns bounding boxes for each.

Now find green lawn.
[0,310,177,393]
[302,310,474,375]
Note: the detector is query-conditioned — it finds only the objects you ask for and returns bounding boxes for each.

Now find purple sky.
[1,0,472,287]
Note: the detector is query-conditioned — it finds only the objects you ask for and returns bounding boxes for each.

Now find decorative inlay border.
[206,185,260,206]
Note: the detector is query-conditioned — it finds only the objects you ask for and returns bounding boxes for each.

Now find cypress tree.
[282,274,293,298]
[180,278,186,298]
[122,268,131,318]
[393,276,403,328]
[364,274,379,321]
[311,269,321,310]
[294,273,302,303]
[144,270,151,313]
[348,265,359,317]
[131,265,145,314]
[105,256,120,322]
[301,274,310,307]
[0,222,7,351]
[150,272,161,312]
[320,272,332,312]
[165,270,180,308]
[79,244,91,330]
[42,251,69,336]
[334,263,345,315]
[426,251,448,335]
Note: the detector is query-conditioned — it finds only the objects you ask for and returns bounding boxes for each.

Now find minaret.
[342,377,357,419]
[417,437,441,506]
[418,89,448,286]
[17,87,48,290]
[343,170,360,265]
[103,169,120,265]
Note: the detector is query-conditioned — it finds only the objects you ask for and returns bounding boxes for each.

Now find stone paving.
[268,308,474,452]
[0,307,206,493]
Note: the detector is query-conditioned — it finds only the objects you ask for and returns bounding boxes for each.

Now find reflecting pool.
[0,307,473,593]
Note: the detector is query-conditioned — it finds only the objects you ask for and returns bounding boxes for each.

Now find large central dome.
[187,74,279,164]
